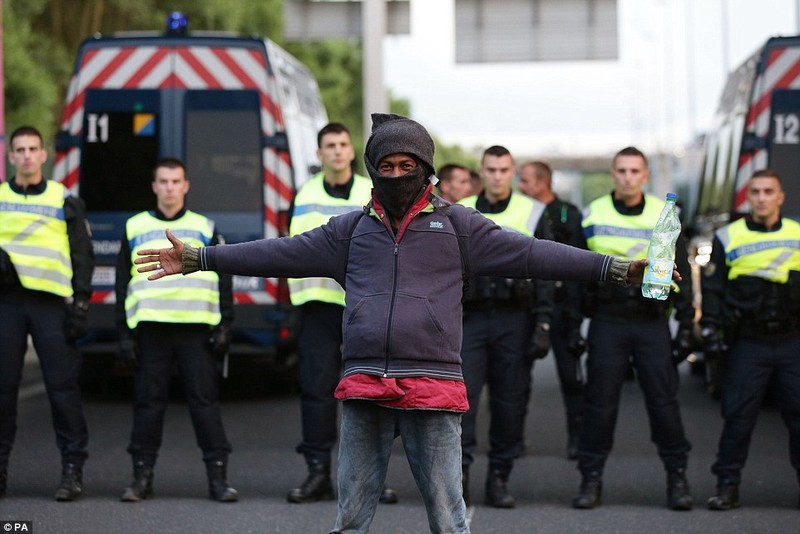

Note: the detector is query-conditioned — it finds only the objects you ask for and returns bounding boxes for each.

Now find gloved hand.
[700,326,727,360]
[117,336,139,373]
[528,322,551,360]
[66,300,89,340]
[209,325,231,360]
[565,327,587,358]
[672,324,694,365]
[0,248,19,287]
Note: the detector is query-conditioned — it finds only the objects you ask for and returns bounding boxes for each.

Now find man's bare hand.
[626,259,682,285]
[134,229,185,280]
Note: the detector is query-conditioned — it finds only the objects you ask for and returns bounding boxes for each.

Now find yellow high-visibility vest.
[0,181,73,297]
[582,194,664,259]
[716,217,800,283]
[288,173,372,306]
[458,192,545,236]
[124,210,221,328]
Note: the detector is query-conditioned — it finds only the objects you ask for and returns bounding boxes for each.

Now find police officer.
[518,160,588,459]
[702,169,800,510]
[116,157,237,502]
[0,126,93,501]
[437,163,474,204]
[286,123,397,504]
[573,146,694,510]
[458,145,554,508]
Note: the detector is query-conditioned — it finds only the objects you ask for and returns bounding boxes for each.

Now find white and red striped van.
[54,21,328,384]
[689,35,800,395]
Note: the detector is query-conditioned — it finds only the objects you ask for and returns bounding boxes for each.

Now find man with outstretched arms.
[134,114,677,533]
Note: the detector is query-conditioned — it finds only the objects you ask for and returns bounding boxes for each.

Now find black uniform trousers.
[127,322,231,466]
[712,334,800,485]
[0,297,88,469]
[461,307,533,473]
[550,304,584,423]
[295,301,343,465]
[577,316,691,476]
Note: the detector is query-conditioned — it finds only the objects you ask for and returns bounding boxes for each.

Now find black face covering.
[371,165,429,221]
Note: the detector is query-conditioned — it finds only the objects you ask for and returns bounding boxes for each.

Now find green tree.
[3,0,69,136]
[432,138,481,172]
[581,172,612,204]
[3,0,476,168]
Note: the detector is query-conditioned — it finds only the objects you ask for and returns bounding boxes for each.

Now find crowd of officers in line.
[0,123,799,521]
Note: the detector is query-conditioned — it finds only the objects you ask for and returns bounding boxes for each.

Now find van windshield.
[185,90,262,213]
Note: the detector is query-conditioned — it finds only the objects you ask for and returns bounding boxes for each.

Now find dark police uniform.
[0,178,93,499]
[577,192,693,504]
[458,191,554,507]
[702,216,800,502]
[286,171,372,502]
[116,207,235,500]
[542,196,588,458]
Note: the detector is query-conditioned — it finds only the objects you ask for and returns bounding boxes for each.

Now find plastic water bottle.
[642,193,681,300]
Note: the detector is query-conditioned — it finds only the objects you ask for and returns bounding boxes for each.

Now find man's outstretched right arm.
[136,223,343,281]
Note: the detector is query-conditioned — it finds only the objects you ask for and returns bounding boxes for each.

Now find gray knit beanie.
[364,113,435,177]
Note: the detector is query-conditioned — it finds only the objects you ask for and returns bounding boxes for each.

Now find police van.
[53,14,328,385]
[688,35,800,393]
[691,35,800,260]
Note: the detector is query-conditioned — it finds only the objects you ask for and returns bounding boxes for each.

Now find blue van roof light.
[166,11,188,36]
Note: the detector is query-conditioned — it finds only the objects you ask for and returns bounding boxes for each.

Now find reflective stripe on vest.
[124,210,221,328]
[288,173,372,306]
[716,218,800,283]
[582,194,664,260]
[458,192,544,236]
[0,181,73,297]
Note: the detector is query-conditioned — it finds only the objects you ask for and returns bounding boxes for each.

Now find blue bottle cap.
[666,192,677,201]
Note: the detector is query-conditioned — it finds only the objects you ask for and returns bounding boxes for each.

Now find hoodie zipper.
[383,241,400,376]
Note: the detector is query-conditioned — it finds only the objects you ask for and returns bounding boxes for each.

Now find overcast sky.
[383,0,799,158]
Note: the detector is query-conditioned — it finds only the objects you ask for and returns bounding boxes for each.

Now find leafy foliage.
[3,0,475,170]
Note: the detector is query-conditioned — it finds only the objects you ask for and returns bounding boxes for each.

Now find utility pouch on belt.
[788,271,800,310]
[733,276,797,335]
[595,281,668,319]
[727,276,763,313]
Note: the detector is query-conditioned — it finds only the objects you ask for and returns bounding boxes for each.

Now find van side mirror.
[264,132,289,152]
[55,130,81,152]
[741,133,766,151]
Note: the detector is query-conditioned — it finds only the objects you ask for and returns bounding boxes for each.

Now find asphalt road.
[2,354,798,534]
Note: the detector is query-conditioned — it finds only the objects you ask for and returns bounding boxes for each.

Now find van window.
[184,90,262,213]
[79,89,160,212]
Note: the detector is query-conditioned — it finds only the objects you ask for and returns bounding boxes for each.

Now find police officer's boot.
[666,468,693,510]
[206,460,239,502]
[567,416,582,460]
[54,463,83,501]
[572,472,602,509]
[121,461,154,502]
[287,459,334,503]
[707,482,739,511]
[0,469,7,498]
[485,465,515,508]
[462,466,470,506]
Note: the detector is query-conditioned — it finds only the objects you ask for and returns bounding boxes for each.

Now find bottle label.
[643,259,673,285]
